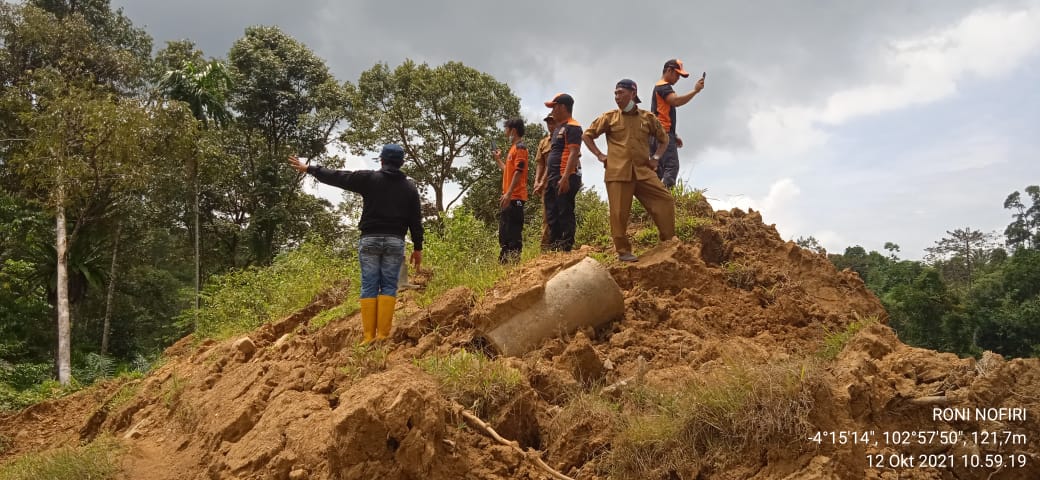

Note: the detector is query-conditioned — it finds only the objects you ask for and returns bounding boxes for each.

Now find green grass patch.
[105,380,141,411]
[416,349,523,417]
[338,343,389,381]
[633,226,659,247]
[547,391,620,446]
[671,182,709,215]
[675,216,714,241]
[311,300,360,329]
[0,379,80,413]
[0,435,124,480]
[182,241,358,340]
[723,261,756,289]
[161,375,185,410]
[818,313,881,360]
[420,209,509,306]
[608,359,820,477]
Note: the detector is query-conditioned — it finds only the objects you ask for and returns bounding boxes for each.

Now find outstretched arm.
[667,75,705,107]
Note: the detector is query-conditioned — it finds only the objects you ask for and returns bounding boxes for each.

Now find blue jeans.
[358,235,405,298]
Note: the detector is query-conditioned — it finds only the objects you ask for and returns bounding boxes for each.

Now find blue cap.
[616,79,641,103]
[375,144,405,165]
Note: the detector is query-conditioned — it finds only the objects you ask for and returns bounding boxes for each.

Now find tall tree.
[1003,185,1040,250]
[925,228,997,290]
[343,60,520,212]
[227,25,348,264]
[159,55,232,329]
[8,85,184,382]
[0,0,175,382]
[23,0,151,93]
[794,236,825,254]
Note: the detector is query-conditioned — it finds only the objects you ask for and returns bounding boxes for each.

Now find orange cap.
[664,59,690,78]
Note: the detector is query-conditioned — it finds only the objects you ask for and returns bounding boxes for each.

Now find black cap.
[544,93,574,108]
[373,143,405,167]
[616,78,641,103]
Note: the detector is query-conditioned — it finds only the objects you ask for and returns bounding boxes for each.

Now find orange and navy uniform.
[501,141,529,201]
[651,81,677,134]
[547,118,582,180]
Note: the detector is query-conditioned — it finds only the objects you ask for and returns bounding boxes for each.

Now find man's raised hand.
[287,155,308,173]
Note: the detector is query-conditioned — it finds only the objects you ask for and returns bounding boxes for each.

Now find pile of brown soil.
[2,201,1037,479]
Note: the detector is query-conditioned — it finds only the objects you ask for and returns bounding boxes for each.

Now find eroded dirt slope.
[2,204,1037,479]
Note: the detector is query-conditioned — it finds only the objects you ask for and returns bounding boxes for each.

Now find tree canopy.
[342,60,521,212]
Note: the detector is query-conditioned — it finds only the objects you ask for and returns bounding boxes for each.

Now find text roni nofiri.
[932,407,1028,422]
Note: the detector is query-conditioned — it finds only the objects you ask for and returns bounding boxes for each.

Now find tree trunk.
[434,184,445,213]
[194,163,201,328]
[56,186,72,385]
[960,238,969,290]
[101,220,122,355]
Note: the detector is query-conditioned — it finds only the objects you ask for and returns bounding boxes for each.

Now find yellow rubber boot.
[359,297,377,343]
[376,295,397,340]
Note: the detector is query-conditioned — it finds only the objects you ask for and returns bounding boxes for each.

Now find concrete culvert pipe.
[479,257,624,357]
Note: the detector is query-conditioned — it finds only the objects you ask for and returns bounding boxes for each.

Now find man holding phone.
[651,59,706,189]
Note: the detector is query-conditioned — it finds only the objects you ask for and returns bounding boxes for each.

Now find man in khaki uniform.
[532,114,556,251]
[582,79,675,262]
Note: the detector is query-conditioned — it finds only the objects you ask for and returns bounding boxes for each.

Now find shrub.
[420,209,507,305]
[0,377,80,413]
[183,241,357,340]
[0,362,51,390]
[723,261,756,289]
[818,313,880,360]
[575,189,612,249]
[72,353,116,385]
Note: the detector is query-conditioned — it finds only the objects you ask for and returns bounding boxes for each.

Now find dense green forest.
[800,185,1040,358]
[1,0,1036,411]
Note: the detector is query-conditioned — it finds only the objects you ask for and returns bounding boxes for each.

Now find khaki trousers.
[605,177,675,255]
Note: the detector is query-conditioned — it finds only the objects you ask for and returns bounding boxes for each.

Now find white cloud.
[747,5,1040,156]
[712,178,803,231]
[710,179,852,253]
[813,230,848,253]
[748,107,828,156]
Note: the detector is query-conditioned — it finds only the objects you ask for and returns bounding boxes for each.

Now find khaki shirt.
[535,135,552,168]
[585,108,668,182]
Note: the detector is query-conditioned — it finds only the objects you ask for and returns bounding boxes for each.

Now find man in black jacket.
[288,144,423,343]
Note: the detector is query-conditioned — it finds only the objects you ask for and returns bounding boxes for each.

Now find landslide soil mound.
[2,202,1037,480]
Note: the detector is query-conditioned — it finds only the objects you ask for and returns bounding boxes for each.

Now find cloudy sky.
[112,0,1040,259]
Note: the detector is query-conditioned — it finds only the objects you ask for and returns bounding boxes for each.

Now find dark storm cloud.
[113,0,1012,155]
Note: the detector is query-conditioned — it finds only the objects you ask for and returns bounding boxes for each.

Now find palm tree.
[160,60,233,128]
[158,60,233,328]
